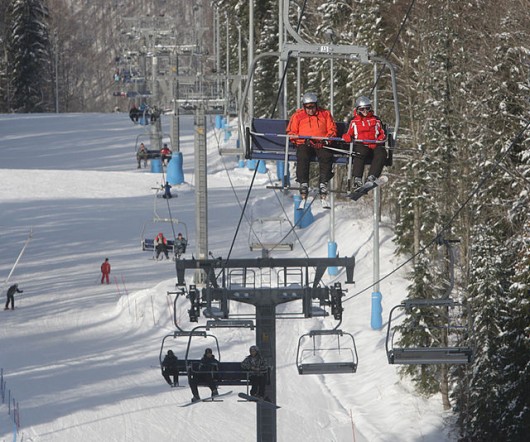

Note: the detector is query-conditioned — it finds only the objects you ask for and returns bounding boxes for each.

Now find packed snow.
[0,113,455,441]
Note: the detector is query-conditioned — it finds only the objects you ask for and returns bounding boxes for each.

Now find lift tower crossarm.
[175,256,355,287]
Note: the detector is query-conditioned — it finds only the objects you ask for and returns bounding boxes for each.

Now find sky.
[0,112,456,441]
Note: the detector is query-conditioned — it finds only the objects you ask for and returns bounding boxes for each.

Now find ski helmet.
[302,92,318,105]
[355,96,372,109]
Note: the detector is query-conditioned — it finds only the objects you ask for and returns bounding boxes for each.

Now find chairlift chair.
[248,217,294,252]
[385,298,473,365]
[140,218,188,258]
[296,329,358,375]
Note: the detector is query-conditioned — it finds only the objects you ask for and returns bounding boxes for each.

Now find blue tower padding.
[257,159,267,174]
[139,116,148,126]
[293,195,314,228]
[215,115,223,129]
[166,152,184,184]
[151,158,162,173]
[238,157,246,168]
[224,127,232,141]
[247,159,257,170]
[276,161,290,187]
[327,241,338,275]
[371,291,383,330]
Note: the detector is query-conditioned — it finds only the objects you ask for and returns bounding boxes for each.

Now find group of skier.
[161,345,269,404]
[287,92,387,207]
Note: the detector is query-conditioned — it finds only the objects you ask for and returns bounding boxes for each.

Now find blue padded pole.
[257,159,267,174]
[371,291,383,329]
[327,241,338,275]
[150,158,162,173]
[293,196,314,228]
[166,152,184,184]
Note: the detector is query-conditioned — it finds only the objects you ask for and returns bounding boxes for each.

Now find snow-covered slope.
[0,113,454,441]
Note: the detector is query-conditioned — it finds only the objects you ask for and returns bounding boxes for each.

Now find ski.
[180,390,233,407]
[238,392,281,409]
[348,175,388,201]
[319,196,331,209]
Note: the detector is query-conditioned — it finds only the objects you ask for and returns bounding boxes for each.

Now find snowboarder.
[154,233,169,260]
[175,232,187,258]
[341,96,387,190]
[100,258,111,284]
[189,348,219,403]
[241,345,268,398]
[161,350,180,387]
[287,92,337,207]
[5,283,23,310]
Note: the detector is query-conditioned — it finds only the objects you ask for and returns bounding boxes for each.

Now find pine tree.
[6,0,52,112]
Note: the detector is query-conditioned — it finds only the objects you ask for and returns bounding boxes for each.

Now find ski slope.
[0,113,455,441]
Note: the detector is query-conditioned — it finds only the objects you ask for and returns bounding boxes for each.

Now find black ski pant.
[249,374,267,397]
[189,372,218,398]
[163,368,179,386]
[352,144,387,179]
[295,145,334,185]
[5,293,14,309]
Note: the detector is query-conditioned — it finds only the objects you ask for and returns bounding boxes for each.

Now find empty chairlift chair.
[385,298,473,365]
[296,329,358,375]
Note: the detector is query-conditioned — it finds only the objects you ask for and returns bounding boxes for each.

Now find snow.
[0,113,455,441]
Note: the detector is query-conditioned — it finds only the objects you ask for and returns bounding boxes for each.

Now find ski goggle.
[357,106,371,112]
[304,103,317,109]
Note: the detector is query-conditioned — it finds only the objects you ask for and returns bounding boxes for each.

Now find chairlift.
[296,329,358,375]
[248,217,294,252]
[385,298,473,365]
[140,217,188,258]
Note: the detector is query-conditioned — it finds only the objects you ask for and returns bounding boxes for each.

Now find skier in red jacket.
[342,96,387,189]
[287,92,337,205]
[100,258,111,284]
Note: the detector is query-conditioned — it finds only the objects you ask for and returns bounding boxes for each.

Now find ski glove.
[342,133,353,143]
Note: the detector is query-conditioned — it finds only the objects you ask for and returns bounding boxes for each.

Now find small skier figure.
[100,258,111,284]
[162,181,172,199]
[161,350,180,387]
[241,345,268,398]
[175,232,187,258]
[160,143,172,166]
[136,143,148,169]
[5,283,23,310]
[155,233,169,260]
[341,96,387,190]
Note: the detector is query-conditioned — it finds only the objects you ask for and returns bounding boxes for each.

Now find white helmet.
[302,92,318,105]
[355,96,372,109]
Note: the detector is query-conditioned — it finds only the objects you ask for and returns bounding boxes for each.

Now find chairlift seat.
[246,118,393,166]
[297,361,357,375]
[188,361,271,386]
[387,347,473,365]
[142,238,176,252]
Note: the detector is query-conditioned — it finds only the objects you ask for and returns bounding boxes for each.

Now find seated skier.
[189,348,219,403]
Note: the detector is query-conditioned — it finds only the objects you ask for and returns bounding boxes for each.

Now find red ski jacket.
[287,107,337,147]
[343,110,385,149]
[101,261,111,275]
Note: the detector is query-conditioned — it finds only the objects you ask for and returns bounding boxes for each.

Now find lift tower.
[176,255,355,442]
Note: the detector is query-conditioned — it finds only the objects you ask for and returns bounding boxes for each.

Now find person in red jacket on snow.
[100,258,111,284]
[342,96,387,189]
[287,92,337,204]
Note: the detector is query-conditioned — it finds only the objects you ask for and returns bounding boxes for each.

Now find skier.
[154,233,169,260]
[189,348,219,403]
[341,96,387,190]
[162,181,172,199]
[5,283,23,310]
[100,258,111,284]
[160,143,172,166]
[175,232,187,258]
[241,345,268,398]
[286,92,337,208]
[136,143,148,169]
[161,350,180,387]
